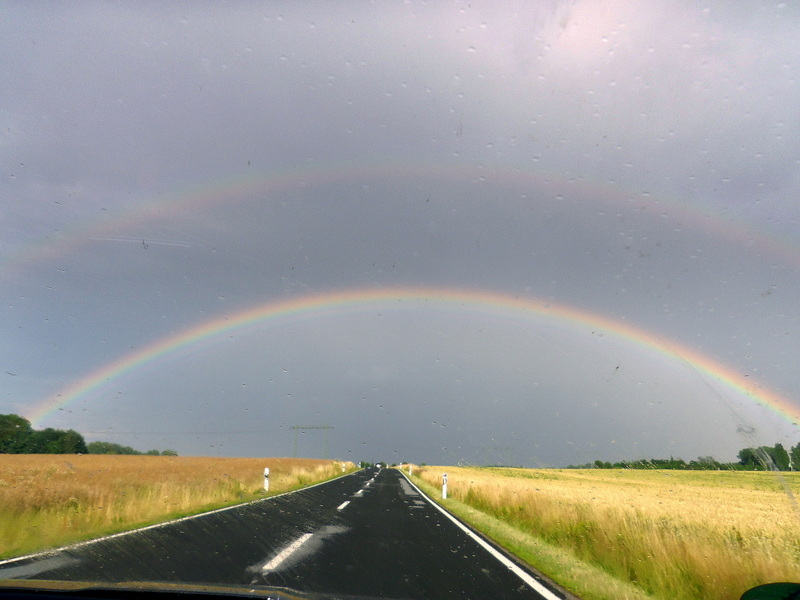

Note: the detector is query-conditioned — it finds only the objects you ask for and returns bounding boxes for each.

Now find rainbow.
[6,161,800,277]
[27,286,800,429]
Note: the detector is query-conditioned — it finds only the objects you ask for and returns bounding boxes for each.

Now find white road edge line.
[337,500,350,511]
[400,471,562,600]
[0,468,357,568]
[261,533,313,572]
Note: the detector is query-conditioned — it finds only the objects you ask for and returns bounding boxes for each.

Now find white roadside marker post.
[409,464,413,476]
[442,472,448,499]
[264,467,270,492]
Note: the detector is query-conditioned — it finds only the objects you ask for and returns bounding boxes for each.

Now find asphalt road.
[0,467,565,600]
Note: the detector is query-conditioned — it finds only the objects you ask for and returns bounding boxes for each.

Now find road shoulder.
[403,470,653,600]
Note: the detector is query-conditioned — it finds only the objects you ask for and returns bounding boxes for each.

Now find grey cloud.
[2,1,800,466]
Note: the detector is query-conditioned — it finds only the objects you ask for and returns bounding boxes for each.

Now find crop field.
[0,455,354,559]
[411,466,800,600]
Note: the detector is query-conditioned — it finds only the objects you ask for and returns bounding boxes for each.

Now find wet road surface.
[0,467,565,600]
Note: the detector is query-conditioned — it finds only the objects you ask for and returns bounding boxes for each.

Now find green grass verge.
[408,471,656,600]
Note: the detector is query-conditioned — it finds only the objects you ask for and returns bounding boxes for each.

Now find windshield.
[2,2,799,599]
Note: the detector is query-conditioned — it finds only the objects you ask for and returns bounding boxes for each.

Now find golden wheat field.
[0,455,354,559]
[412,466,800,600]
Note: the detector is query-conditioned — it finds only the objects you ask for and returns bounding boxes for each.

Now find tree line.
[570,442,800,471]
[0,414,176,456]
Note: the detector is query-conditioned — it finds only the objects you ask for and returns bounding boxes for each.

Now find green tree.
[739,446,789,471]
[28,428,65,453]
[33,428,85,453]
[0,414,34,453]
[790,443,800,471]
[738,448,763,470]
[0,414,84,454]
[87,441,140,455]
[688,456,722,470]
[773,443,791,471]
[58,430,88,454]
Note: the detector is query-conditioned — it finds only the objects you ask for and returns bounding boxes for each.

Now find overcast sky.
[2,1,800,467]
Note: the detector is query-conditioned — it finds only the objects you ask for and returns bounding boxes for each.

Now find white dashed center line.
[337,501,350,511]
[261,533,313,572]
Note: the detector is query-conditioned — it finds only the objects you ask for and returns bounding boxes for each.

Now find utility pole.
[291,425,334,459]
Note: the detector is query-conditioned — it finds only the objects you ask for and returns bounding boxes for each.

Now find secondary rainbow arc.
[7,161,800,278]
